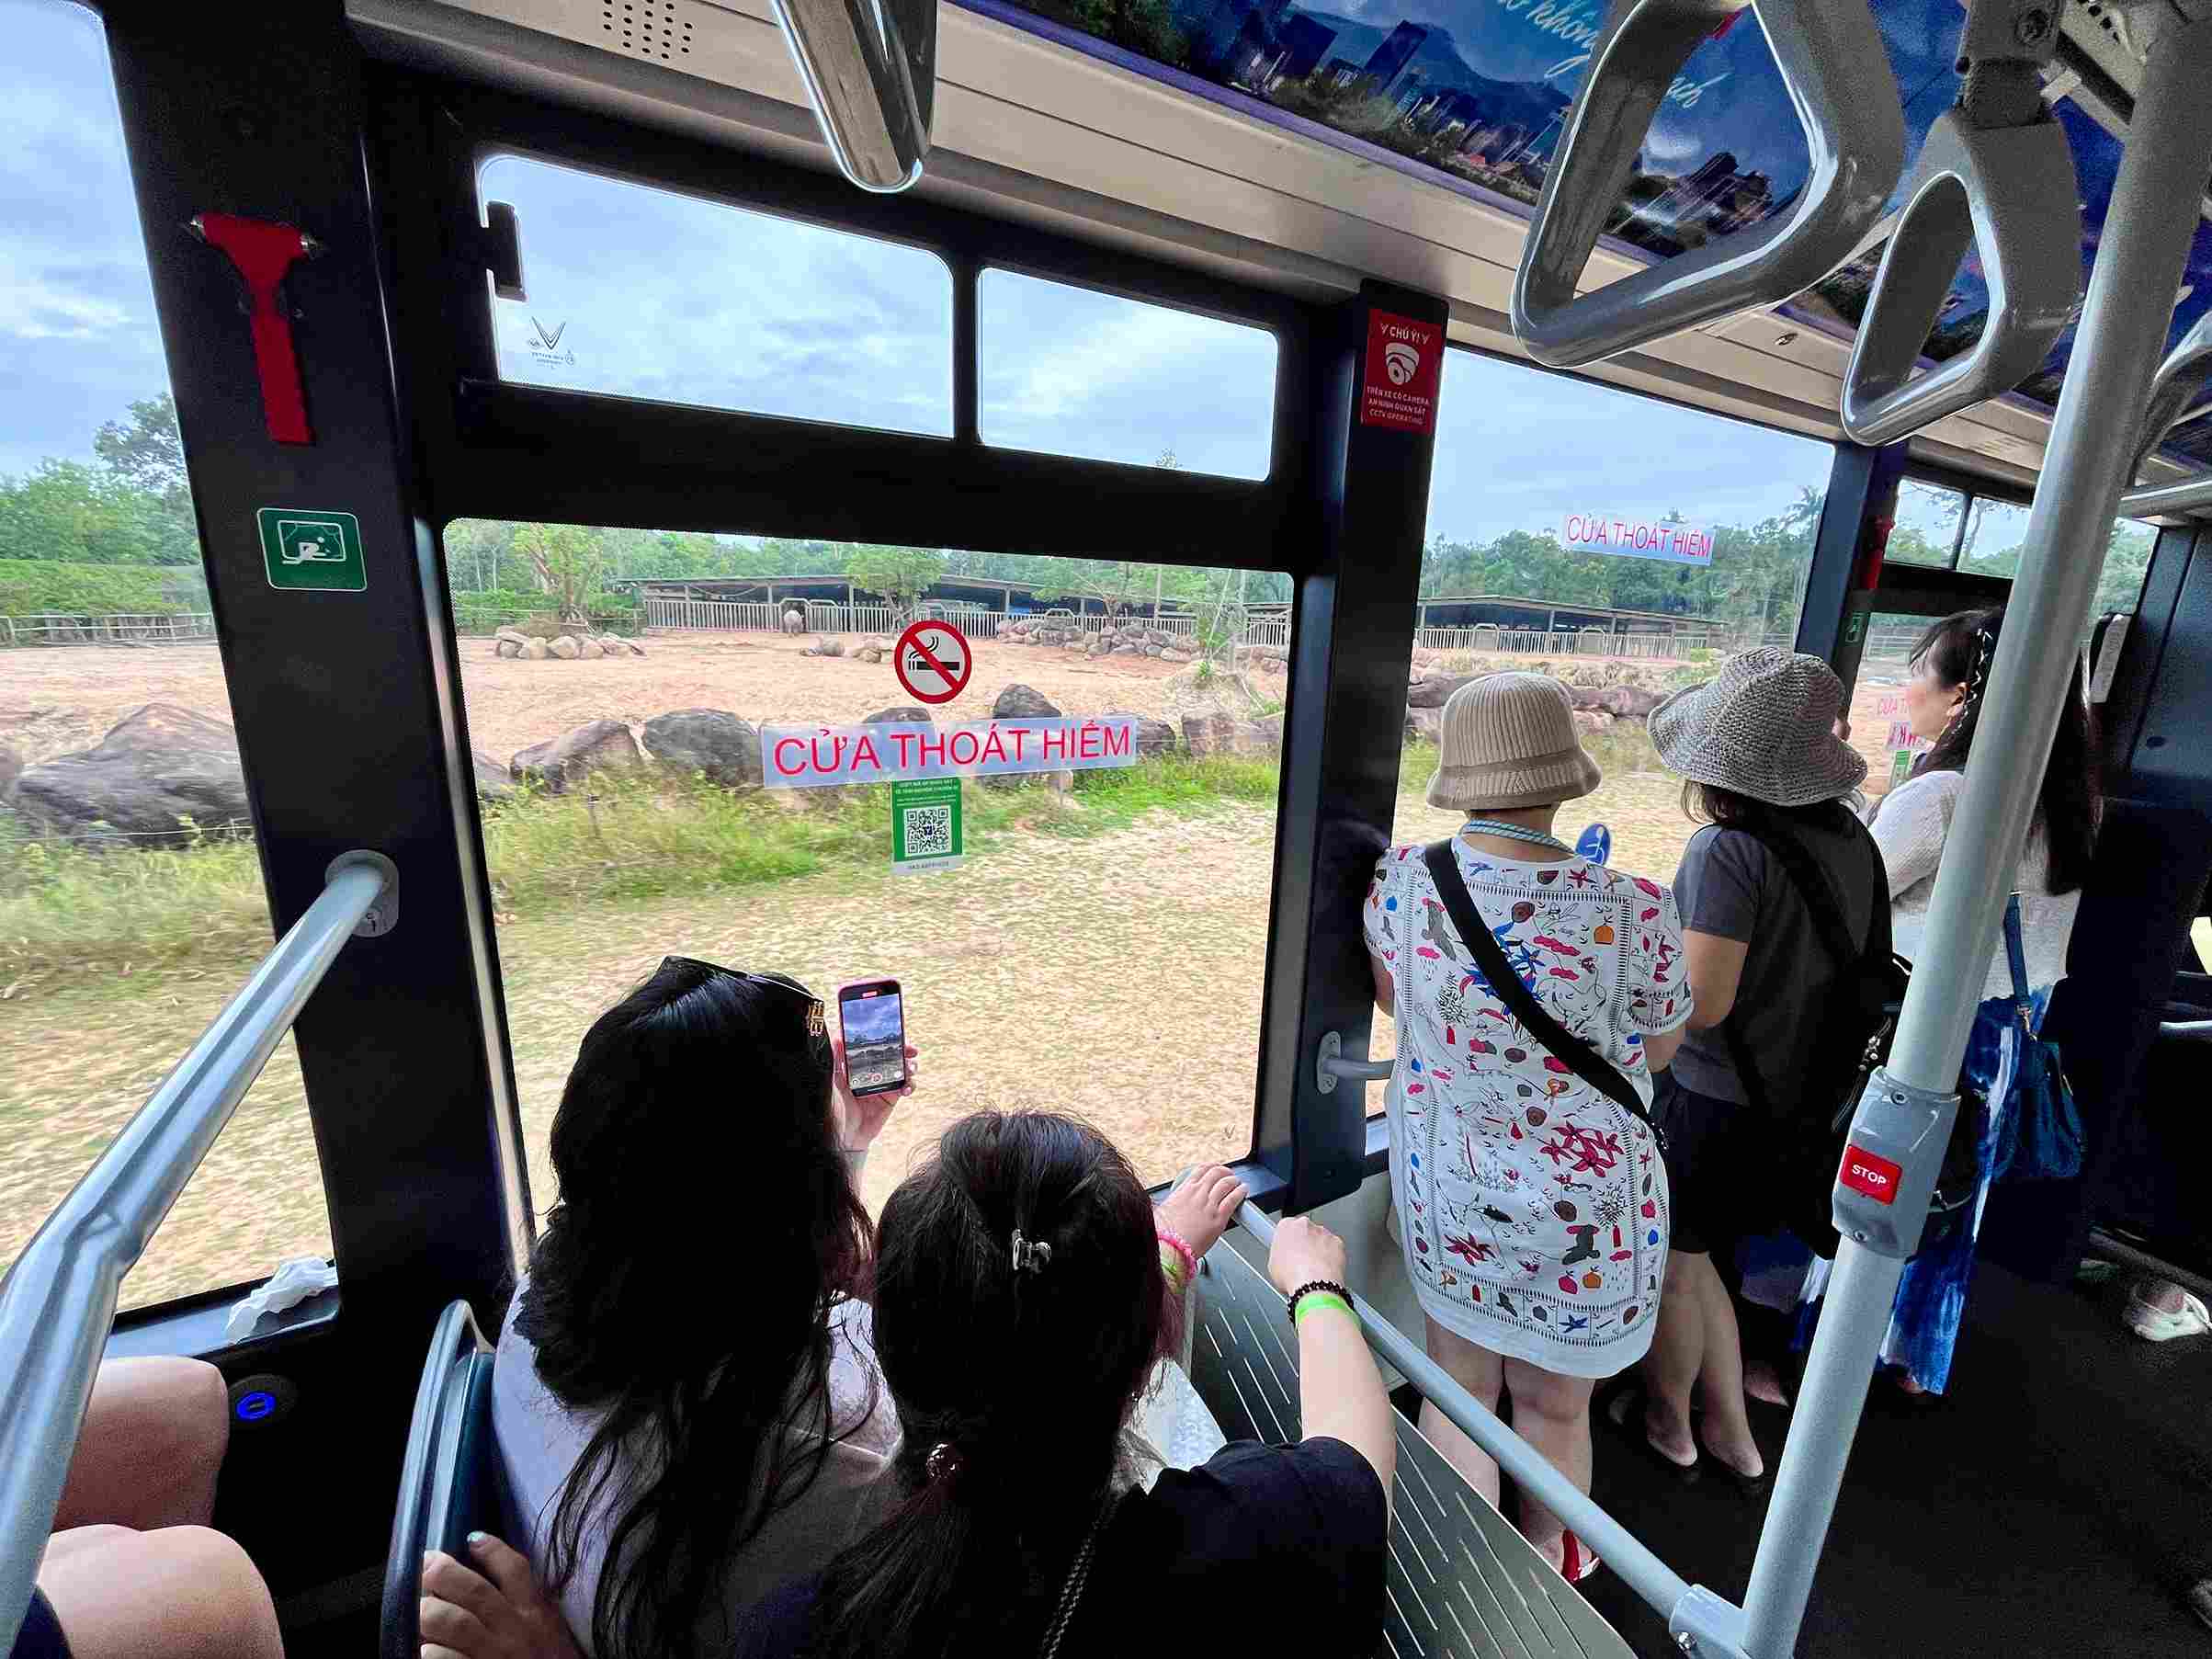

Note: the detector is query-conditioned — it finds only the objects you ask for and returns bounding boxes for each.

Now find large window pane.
[978,270,1277,479]
[442,528,1288,1207]
[481,154,955,436]
[1957,495,2031,577]
[1888,478,1966,569]
[1,0,325,1311]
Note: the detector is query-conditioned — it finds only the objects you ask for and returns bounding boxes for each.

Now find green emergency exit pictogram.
[257,507,366,592]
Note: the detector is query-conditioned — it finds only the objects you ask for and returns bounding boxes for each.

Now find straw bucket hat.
[1649,647,1867,808]
[1426,674,1602,812]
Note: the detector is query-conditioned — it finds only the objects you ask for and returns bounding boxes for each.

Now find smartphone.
[837,979,908,1097]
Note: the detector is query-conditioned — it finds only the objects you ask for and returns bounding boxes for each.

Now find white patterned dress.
[1364,839,1691,1377]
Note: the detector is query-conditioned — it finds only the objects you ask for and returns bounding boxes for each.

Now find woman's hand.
[419,1534,582,1659]
[832,1040,918,1153]
[1155,1165,1249,1260]
[1266,1215,1348,1300]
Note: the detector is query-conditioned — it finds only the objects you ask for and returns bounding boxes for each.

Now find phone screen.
[839,983,907,1097]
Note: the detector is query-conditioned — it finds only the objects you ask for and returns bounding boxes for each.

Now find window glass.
[1888,479,1965,568]
[1846,610,1938,800]
[1957,495,2031,577]
[443,526,1288,1206]
[1369,352,1833,1104]
[480,154,954,436]
[0,0,324,1312]
[978,270,1277,479]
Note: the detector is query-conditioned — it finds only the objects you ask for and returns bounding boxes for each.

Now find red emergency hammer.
[189,212,321,445]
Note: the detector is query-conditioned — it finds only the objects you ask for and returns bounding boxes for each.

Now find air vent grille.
[597,0,696,62]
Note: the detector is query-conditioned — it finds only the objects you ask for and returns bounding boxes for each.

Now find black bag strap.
[1420,841,1650,1123]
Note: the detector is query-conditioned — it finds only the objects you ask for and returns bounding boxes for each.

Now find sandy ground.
[0,633,1202,769]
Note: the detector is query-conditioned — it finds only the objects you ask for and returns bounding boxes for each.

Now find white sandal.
[2124,1285,2211,1343]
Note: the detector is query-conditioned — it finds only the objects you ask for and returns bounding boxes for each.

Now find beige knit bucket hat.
[1426,674,1602,812]
[1649,646,1867,808]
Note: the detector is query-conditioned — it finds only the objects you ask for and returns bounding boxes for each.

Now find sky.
[3,0,1829,552]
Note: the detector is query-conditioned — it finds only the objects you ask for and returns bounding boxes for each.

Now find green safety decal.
[890,777,963,874]
[257,507,366,592]
[1844,609,1867,644]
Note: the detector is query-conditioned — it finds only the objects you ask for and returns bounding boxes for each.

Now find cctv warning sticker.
[1360,311,1441,434]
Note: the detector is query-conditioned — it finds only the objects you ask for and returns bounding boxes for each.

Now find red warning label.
[1360,311,1442,434]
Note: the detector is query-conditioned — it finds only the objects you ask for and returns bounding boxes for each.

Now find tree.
[845,543,947,621]
[93,393,197,563]
[514,522,605,623]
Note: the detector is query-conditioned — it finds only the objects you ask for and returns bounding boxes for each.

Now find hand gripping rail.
[1509,0,1903,369]
[1232,1201,1749,1657]
[1839,0,2082,446]
[0,852,394,1651]
[2119,311,2212,517]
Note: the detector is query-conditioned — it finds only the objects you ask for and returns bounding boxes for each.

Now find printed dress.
[1365,840,1691,1377]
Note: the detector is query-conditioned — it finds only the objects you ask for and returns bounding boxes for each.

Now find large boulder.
[577,637,606,661]
[805,636,845,658]
[549,634,582,661]
[1407,673,1477,710]
[865,705,934,726]
[495,638,522,659]
[14,704,249,843]
[643,709,762,791]
[521,639,550,661]
[1182,712,1238,757]
[472,750,515,801]
[1101,711,1177,758]
[493,627,530,648]
[993,683,1061,721]
[1571,710,1616,737]
[1406,705,1444,742]
[511,720,641,794]
[1250,712,1285,755]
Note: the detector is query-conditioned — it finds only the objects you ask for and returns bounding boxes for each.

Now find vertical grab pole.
[1741,11,2212,1654]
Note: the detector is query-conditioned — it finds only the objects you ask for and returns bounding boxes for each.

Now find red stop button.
[1839,1144,1904,1205]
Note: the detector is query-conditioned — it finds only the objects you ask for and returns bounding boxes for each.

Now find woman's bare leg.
[1419,1317,1504,1510]
[1500,1359,1595,1570]
[1641,1253,1706,1468]
[1690,1268,1763,1480]
[39,1525,281,1659]
[52,1357,230,1532]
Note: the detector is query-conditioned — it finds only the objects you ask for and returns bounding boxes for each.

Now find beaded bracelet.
[1285,1279,1355,1327]
[1157,1229,1198,1293]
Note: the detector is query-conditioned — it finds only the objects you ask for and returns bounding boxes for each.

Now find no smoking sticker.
[894,619,973,705]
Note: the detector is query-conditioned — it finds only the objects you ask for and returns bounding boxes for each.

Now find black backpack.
[1716,820,1975,1255]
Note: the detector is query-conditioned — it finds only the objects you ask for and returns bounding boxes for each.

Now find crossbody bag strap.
[1421,841,1648,1122]
[2002,892,2034,1027]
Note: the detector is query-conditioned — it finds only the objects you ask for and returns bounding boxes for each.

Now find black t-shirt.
[730,1437,1388,1658]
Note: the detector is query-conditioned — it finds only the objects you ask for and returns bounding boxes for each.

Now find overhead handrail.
[1839,0,2082,446]
[768,0,937,192]
[2118,311,2212,517]
[0,852,393,1650]
[1510,0,1903,369]
[1231,1202,1747,1655]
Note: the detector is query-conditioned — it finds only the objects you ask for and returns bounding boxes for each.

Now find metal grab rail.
[1510,0,1903,369]
[1231,1202,1736,1651]
[2118,311,2212,517]
[0,853,392,1648]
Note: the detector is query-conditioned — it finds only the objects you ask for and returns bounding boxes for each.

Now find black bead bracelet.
[1285,1279,1353,1325]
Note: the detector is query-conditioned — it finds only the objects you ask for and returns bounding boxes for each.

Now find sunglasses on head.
[661,957,827,1042]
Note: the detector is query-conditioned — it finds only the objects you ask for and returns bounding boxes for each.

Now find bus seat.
[1189,1229,1632,1659]
[380,1299,508,1659]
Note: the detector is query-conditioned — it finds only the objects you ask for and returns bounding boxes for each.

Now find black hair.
[516,958,872,1659]
[811,1111,1168,1659]
[1908,607,2100,894]
[1681,779,1857,836]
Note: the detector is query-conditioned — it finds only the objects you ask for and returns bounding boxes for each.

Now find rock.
[494,627,530,647]
[1562,684,1608,713]
[472,749,515,801]
[783,609,806,635]
[1600,685,1665,719]
[805,636,845,658]
[1407,673,1477,710]
[1101,711,1177,758]
[1405,706,1444,742]
[495,638,521,659]
[1161,649,1192,665]
[511,720,641,794]
[13,704,249,843]
[549,634,581,661]
[1571,710,1616,737]
[643,709,762,791]
[855,643,883,665]
[521,639,550,661]
[865,705,934,725]
[1252,712,1285,754]
[992,683,1061,721]
[0,744,19,803]
[578,637,606,660]
[1182,712,1239,757]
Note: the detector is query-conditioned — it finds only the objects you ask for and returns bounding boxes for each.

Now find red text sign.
[761,717,1138,788]
[894,619,973,705]
[1360,311,1442,434]
[1838,1144,1903,1205]
[1560,515,1715,566]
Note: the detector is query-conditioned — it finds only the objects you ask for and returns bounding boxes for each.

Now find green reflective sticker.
[1844,609,1867,644]
[1889,748,1915,790]
[890,778,962,874]
[257,508,365,592]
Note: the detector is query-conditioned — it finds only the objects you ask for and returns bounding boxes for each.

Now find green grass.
[0,752,1285,985]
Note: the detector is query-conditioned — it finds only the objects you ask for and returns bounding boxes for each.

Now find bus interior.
[5,0,2212,1654]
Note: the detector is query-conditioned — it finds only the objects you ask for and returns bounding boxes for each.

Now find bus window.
[1957,494,2032,575]
[977,270,1278,479]
[0,0,330,1312]
[477,154,955,436]
[1887,479,1968,569]
[441,528,1288,1210]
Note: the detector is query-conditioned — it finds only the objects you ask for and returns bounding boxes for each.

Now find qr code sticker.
[903,803,953,856]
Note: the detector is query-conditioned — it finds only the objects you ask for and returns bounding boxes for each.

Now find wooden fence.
[0,612,217,647]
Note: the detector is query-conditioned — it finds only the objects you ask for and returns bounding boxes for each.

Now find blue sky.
[4,0,1827,550]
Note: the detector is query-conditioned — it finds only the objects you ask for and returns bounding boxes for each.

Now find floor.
[1576,1263,2212,1657]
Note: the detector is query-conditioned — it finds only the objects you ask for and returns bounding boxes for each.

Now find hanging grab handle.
[2118,311,2212,517]
[1509,0,1903,369]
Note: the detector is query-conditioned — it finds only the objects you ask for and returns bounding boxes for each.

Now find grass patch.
[0,752,1285,986]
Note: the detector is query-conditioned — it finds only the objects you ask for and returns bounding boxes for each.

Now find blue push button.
[226,1373,294,1426]
[235,1390,276,1423]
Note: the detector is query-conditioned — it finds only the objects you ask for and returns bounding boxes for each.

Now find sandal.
[1600,1381,1701,1483]
[2125,1285,2211,1344]
[1559,1531,1602,1584]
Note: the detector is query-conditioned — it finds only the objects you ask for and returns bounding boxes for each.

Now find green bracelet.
[1292,1290,1356,1326]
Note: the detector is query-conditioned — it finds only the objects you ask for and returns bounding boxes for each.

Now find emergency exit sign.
[257,507,366,592]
